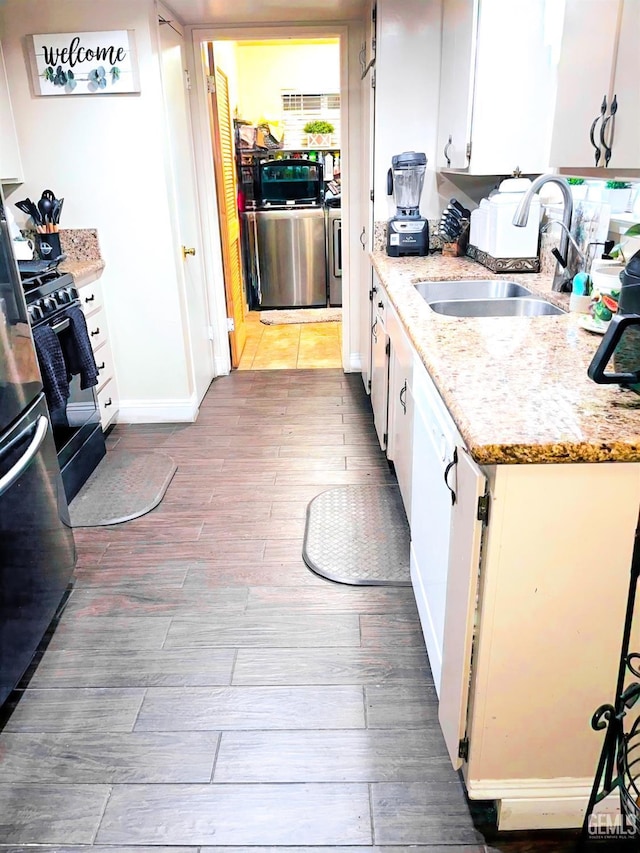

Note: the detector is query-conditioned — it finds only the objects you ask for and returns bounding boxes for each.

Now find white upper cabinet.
[0,43,23,184]
[550,0,640,170]
[436,0,557,175]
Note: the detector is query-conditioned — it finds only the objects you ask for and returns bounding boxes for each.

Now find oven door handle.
[0,415,48,498]
[51,317,70,334]
[333,219,342,278]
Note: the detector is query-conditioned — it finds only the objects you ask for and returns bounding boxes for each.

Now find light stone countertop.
[371,250,640,464]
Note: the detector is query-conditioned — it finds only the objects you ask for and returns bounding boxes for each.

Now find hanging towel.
[32,324,70,425]
[60,305,99,389]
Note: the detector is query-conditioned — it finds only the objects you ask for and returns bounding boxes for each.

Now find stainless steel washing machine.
[326,206,342,307]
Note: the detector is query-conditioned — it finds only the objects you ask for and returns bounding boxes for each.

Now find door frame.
[185,22,360,375]
[157,5,216,404]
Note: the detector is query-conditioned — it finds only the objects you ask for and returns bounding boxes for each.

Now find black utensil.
[15,198,44,230]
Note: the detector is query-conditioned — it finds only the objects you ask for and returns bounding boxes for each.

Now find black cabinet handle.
[84,294,95,302]
[443,448,458,506]
[97,362,105,370]
[600,93,617,167]
[371,317,378,341]
[90,327,100,336]
[399,380,407,414]
[444,135,452,167]
[360,227,366,249]
[589,95,607,166]
[104,397,113,408]
[377,300,384,309]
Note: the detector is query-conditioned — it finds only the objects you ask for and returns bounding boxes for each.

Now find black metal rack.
[581,517,640,847]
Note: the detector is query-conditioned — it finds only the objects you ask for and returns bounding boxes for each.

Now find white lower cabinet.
[371,269,640,828]
[387,304,414,517]
[76,273,119,430]
[370,286,390,451]
[410,357,463,695]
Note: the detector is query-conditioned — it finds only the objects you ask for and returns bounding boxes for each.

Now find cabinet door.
[388,328,414,518]
[549,0,620,169]
[607,0,640,168]
[370,311,389,451]
[439,446,486,770]
[436,0,478,170]
[410,361,459,694]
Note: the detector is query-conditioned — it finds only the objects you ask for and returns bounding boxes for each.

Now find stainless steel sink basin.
[428,298,565,317]
[414,279,533,301]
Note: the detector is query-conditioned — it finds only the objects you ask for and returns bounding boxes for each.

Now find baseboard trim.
[467,777,593,830]
[214,354,230,376]
[347,353,362,372]
[119,394,199,424]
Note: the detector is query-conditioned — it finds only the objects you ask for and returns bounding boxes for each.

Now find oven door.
[0,392,75,705]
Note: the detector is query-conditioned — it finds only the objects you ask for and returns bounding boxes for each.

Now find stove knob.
[43,296,58,313]
[56,288,72,304]
[28,303,44,322]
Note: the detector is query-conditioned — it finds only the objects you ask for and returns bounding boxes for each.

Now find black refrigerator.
[0,188,75,706]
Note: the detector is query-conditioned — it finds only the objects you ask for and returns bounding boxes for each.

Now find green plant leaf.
[625,224,640,237]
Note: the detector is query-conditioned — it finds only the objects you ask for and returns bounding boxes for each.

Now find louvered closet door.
[207,46,246,367]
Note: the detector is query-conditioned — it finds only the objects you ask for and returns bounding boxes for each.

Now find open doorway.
[204,37,343,370]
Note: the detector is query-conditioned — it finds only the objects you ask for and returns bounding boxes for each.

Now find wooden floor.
[0,370,579,851]
[238,311,342,369]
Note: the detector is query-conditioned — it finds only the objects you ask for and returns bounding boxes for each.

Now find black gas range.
[19,261,106,502]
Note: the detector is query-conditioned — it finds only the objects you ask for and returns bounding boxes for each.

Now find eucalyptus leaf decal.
[110,66,120,84]
[54,65,68,86]
[89,66,107,88]
[66,69,77,92]
[44,66,54,82]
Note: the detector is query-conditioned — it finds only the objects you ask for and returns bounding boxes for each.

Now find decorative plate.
[579,317,610,335]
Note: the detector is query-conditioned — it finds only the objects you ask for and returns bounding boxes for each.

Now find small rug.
[303,485,411,586]
[69,450,177,527]
[260,308,342,325]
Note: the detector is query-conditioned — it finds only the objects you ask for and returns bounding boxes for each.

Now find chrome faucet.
[512,174,574,291]
[541,219,587,267]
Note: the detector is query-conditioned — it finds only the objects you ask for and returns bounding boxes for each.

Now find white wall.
[234,41,340,125]
[374,0,443,222]
[0,0,194,417]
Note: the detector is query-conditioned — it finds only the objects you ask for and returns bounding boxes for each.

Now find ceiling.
[163,0,367,25]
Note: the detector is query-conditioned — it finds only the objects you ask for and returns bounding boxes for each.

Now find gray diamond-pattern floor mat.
[303,485,411,586]
[69,450,177,527]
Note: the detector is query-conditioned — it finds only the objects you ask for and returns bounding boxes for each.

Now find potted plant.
[603,180,633,214]
[567,177,588,201]
[303,120,335,148]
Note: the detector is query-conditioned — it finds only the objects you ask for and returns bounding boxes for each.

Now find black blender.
[386,151,429,257]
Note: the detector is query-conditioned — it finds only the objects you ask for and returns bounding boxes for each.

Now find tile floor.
[0,369,580,852]
[238,311,342,369]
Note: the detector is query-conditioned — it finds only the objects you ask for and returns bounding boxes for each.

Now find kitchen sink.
[427,298,565,317]
[414,279,534,301]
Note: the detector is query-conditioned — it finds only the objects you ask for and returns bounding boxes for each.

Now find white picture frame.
[28,30,140,96]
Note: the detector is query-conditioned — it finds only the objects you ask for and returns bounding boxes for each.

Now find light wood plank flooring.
[238,311,342,369]
[0,370,579,852]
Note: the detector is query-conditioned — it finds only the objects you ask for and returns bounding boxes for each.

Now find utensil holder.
[36,233,62,261]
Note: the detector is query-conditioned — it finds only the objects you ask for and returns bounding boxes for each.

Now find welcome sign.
[29,30,140,95]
